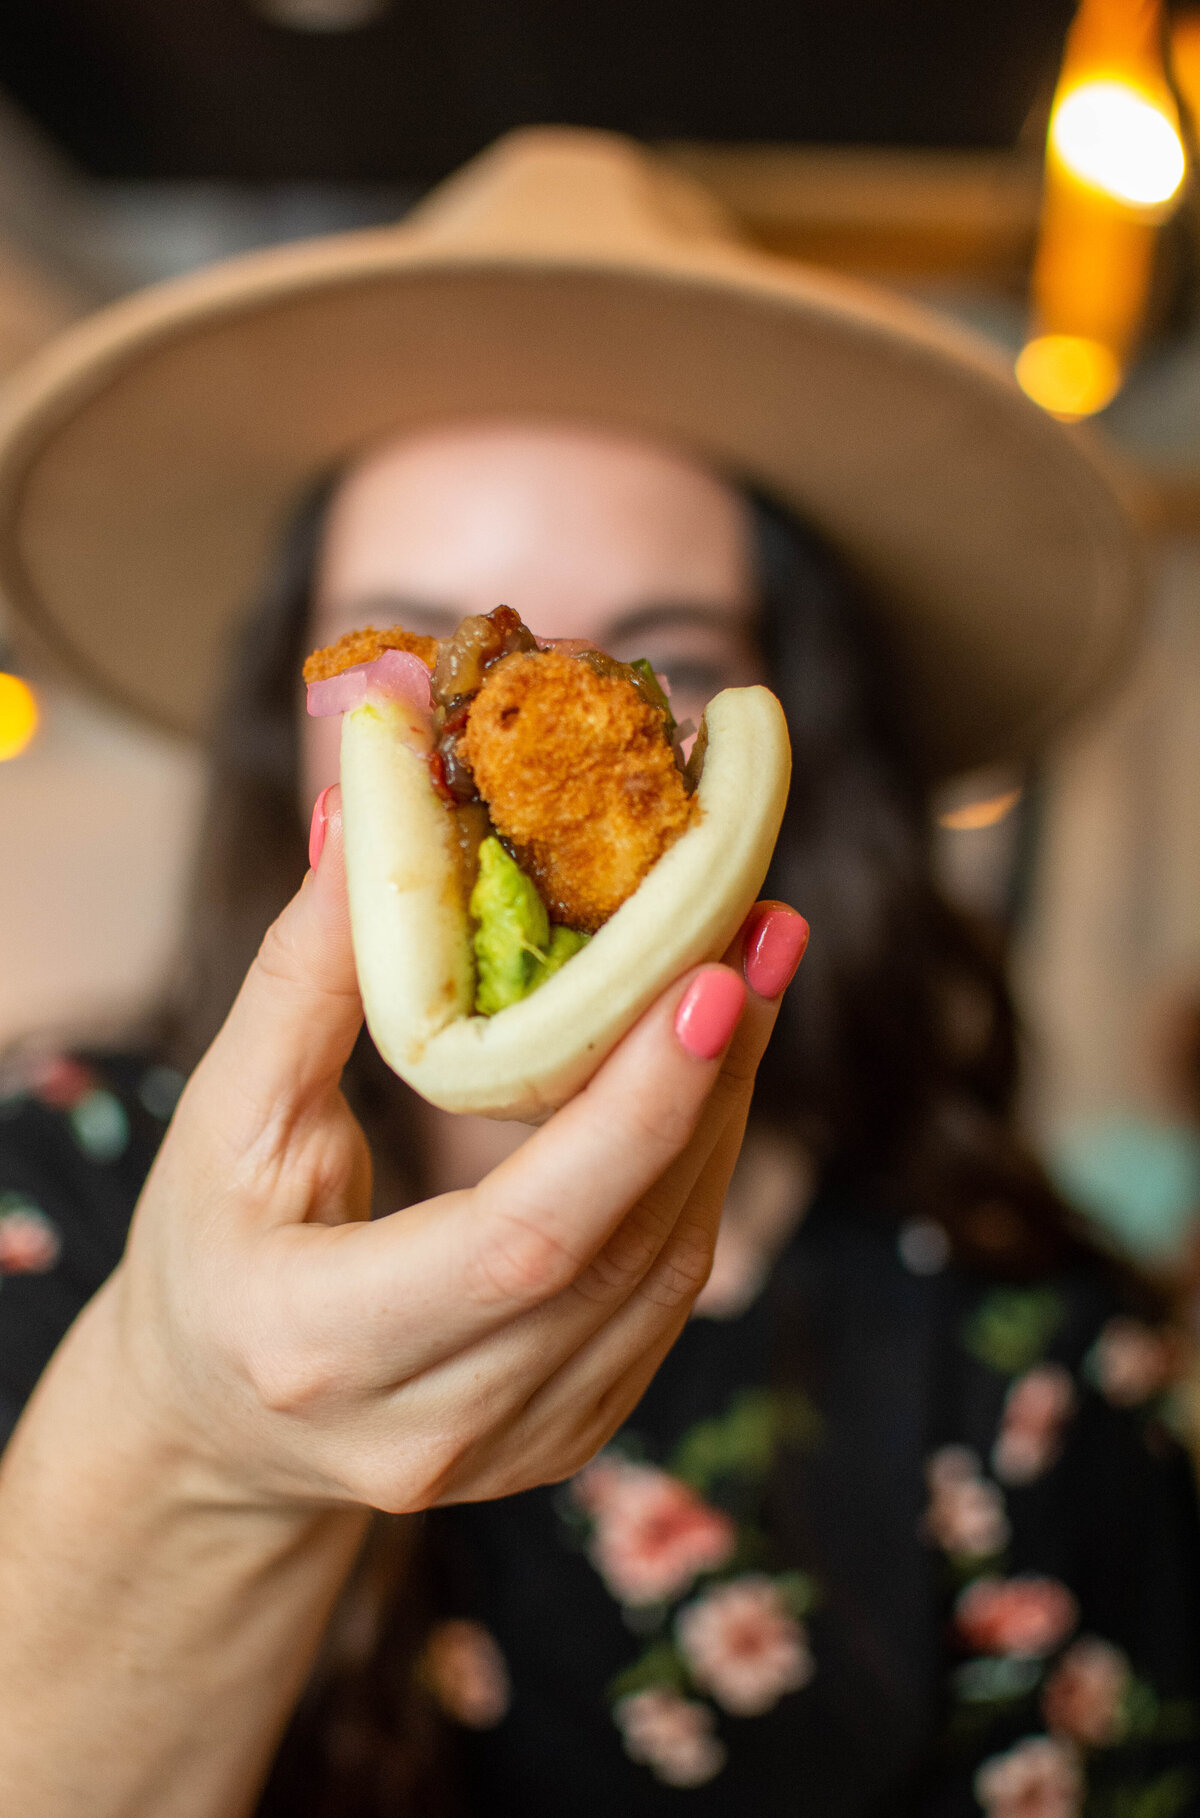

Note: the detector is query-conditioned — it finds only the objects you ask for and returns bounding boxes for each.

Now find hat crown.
[406,126,739,259]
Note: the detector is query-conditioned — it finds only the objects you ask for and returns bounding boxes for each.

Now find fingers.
[717,899,808,1089]
[740,899,810,1002]
[471,965,746,1281]
[376,905,807,1481]
[434,1310,692,1504]
[274,960,740,1369]
[401,1077,755,1465]
[561,912,789,1316]
[412,1112,759,1504]
[186,789,363,1156]
[279,901,804,1387]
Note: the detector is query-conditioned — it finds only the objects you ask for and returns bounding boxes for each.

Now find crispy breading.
[303,624,437,683]
[459,649,696,932]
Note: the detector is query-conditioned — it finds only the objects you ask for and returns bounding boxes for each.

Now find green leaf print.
[952,1656,1043,1704]
[667,1389,821,1495]
[962,1287,1066,1377]
[1120,1681,1199,1745]
[773,1570,818,1620]
[1085,1767,1196,1818]
[608,1640,689,1702]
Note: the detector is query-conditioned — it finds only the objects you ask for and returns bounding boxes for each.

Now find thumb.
[190,786,363,1140]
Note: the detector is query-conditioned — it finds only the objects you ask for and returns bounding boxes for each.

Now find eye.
[604,621,764,702]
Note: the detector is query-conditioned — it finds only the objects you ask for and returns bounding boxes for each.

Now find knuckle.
[619,1085,697,1160]
[573,1201,672,1303]
[254,916,302,988]
[465,1210,581,1308]
[352,1466,426,1515]
[573,1390,646,1465]
[244,1341,335,1416]
[555,1432,609,1483]
[253,912,359,1015]
[639,1218,715,1310]
[421,1427,490,1505]
[347,1425,480,1512]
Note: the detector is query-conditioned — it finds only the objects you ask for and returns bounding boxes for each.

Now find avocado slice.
[470,836,588,1016]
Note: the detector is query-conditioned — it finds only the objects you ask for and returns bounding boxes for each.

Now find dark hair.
[164,475,427,1216]
[168,473,1096,1816]
[749,490,1081,1274]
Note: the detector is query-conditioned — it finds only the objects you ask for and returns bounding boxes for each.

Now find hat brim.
[0,224,1144,776]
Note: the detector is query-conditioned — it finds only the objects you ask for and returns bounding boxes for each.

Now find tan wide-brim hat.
[0,126,1144,776]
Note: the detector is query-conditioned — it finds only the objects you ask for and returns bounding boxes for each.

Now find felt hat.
[0,126,1144,775]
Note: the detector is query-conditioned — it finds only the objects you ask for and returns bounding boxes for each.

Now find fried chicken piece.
[459,649,696,932]
[303,624,437,683]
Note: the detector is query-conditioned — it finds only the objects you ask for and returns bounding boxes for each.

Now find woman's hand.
[0,788,805,1817]
[111,789,807,1512]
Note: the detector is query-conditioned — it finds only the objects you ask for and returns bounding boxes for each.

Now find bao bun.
[341,684,792,1120]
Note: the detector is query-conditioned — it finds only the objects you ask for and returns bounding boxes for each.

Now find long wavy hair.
[166,473,1096,1816]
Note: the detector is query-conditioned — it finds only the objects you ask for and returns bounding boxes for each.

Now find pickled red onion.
[306,648,433,718]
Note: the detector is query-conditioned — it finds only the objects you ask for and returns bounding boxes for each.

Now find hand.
[108,790,808,1512]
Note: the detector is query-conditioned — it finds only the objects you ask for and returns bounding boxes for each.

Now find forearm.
[0,1283,368,1818]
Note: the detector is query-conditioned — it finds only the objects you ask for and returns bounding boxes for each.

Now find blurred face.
[303,419,761,807]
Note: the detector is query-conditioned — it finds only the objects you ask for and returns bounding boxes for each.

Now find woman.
[0,130,1196,1818]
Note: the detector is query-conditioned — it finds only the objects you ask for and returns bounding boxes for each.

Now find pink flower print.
[675,1574,814,1716]
[30,1054,95,1110]
[992,1364,1077,1485]
[923,1446,1010,1558]
[955,1575,1079,1659]
[1086,1316,1176,1407]
[1043,1636,1130,1747]
[613,1689,726,1787]
[421,1620,510,1729]
[572,1457,736,1606]
[0,1202,61,1275]
[974,1735,1083,1818]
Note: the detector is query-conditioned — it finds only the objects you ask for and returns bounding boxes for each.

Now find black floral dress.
[2,1053,1199,1818]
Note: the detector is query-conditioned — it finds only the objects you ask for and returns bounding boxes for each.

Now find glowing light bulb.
[1015,334,1123,420]
[1051,79,1185,208]
[0,672,38,761]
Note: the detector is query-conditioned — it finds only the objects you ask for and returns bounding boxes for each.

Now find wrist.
[19,1273,345,1533]
[0,1278,368,1818]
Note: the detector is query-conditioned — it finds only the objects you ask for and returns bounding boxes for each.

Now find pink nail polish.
[674,969,746,1060]
[308,785,333,871]
[745,909,809,999]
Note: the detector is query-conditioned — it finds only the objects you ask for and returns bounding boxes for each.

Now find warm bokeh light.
[1170,14,1200,127]
[937,788,1023,834]
[1050,79,1186,209]
[0,672,39,761]
[1015,333,1123,420]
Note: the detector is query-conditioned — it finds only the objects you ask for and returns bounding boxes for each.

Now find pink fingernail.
[308,785,333,871]
[745,909,809,999]
[674,969,746,1060]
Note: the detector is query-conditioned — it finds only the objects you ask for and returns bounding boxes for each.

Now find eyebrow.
[321,594,462,633]
[602,601,752,642]
[321,596,749,640]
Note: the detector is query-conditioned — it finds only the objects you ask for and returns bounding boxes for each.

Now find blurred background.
[4,0,1200,1304]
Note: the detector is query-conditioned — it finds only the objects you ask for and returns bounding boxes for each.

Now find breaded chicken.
[459,649,696,931]
[304,624,437,683]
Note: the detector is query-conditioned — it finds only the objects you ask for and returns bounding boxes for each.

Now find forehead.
[314,419,755,629]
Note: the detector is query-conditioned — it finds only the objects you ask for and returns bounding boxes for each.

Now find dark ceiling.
[0,0,1077,184]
